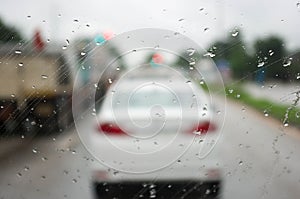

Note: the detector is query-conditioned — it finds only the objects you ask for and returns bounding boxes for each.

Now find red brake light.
[97,123,126,135]
[190,121,216,135]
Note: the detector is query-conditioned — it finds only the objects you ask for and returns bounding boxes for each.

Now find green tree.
[209,29,254,78]
[0,18,23,42]
[253,36,288,81]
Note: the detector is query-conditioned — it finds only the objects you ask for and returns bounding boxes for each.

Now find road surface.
[0,98,300,199]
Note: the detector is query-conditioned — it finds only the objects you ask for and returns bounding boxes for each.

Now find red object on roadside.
[33,30,45,51]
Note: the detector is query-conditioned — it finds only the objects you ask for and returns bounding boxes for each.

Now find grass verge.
[225,85,300,127]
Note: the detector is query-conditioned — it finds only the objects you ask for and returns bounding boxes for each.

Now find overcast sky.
[0,0,300,51]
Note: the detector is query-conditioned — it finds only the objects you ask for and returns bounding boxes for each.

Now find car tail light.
[189,121,216,135]
[97,123,126,135]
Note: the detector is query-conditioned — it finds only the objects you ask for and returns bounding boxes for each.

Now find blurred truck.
[0,43,73,135]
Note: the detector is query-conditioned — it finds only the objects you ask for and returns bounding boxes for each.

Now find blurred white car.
[90,66,222,199]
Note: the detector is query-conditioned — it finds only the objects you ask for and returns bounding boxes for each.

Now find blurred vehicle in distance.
[0,42,73,135]
[91,65,222,199]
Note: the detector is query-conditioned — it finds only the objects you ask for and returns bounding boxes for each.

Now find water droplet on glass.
[284,122,289,127]
[178,18,184,22]
[231,30,239,37]
[269,50,274,56]
[17,172,22,177]
[73,19,79,22]
[203,27,209,32]
[24,166,29,171]
[72,179,77,183]
[186,48,195,56]
[238,160,243,165]
[189,61,196,66]
[11,94,15,98]
[228,89,233,94]
[257,61,265,68]
[66,39,70,45]
[108,78,113,84]
[41,75,48,79]
[41,175,46,180]
[264,110,269,117]
[18,62,23,67]
[32,148,38,154]
[81,52,86,56]
[283,58,292,67]
[41,157,48,161]
[15,50,22,54]
[62,46,67,50]
[203,52,215,58]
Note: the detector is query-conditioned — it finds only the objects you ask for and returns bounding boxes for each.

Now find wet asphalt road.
[0,98,300,199]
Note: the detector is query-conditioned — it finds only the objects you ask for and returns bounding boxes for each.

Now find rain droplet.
[203,27,209,32]
[41,75,48,79]
[17,172,22,177]
[178,18,184,22]
[24,166,29,171]
[189,61,196,66]
[283,58,292,67]
[41,157,48,161]
[231,30,239,37]
[269,50,274,56]
[11,94,15,98]
[297,2,300,8]
[284,122,289,127]
[15,50,22,54]
[186,48,195,56]
[80,52,86,56]
[41,175,46,180]
[66,39,70,45]
[18,62,24,67]
[238,160,243,165]
[203,52,215,58]
[73,19,79,22]
[108,78,113,84]
[62,46,67,50]
[72,179,77,183]
[257,61,265,68]
[32,148,38,153]
[264,110,269,117]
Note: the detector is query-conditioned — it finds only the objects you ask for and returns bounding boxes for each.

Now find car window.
[0,1,300,199]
